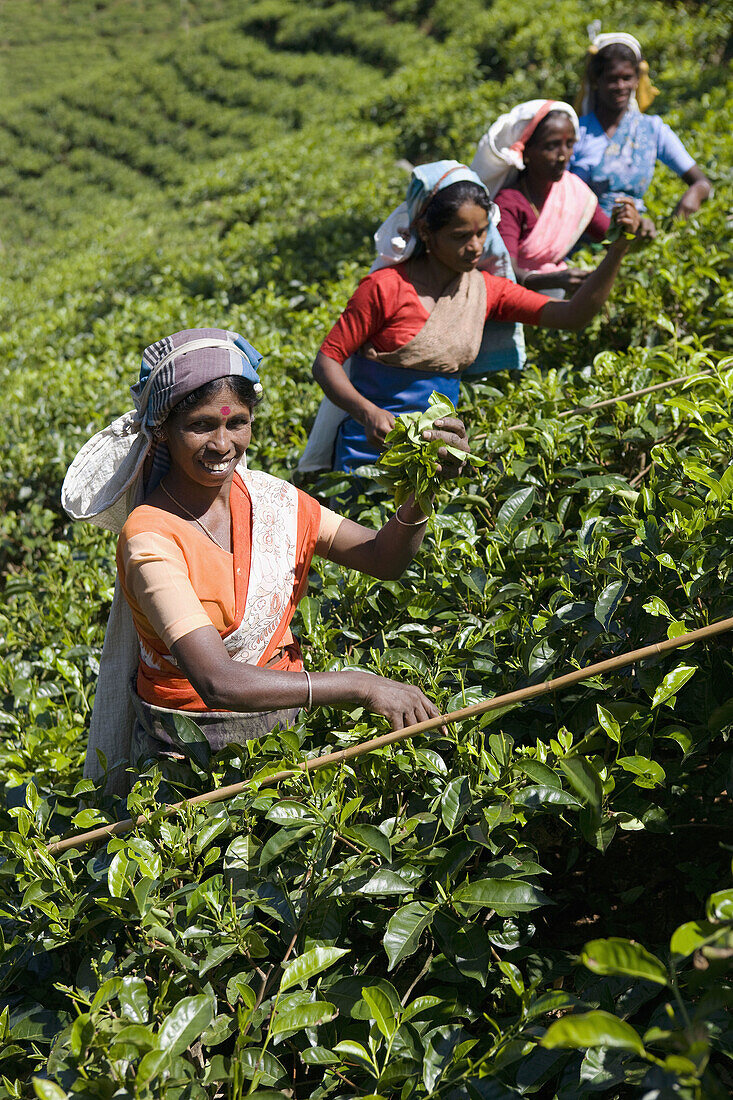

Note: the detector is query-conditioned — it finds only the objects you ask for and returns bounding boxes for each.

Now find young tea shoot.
[378,391,485,515]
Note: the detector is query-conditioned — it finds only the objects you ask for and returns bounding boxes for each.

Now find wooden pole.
[556,369,714,418]
[494,368,714,435]
[47,615,733,855]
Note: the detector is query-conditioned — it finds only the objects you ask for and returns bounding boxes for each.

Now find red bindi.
[220,405,231,415]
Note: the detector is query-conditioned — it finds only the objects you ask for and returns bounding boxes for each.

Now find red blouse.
[320,265,550,365]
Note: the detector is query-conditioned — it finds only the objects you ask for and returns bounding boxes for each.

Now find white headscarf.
[471,99,579,199]
[372,160,499,270]
[592,32,641,60]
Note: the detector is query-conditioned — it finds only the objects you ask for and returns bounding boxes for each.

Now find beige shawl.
[360,268,488,375]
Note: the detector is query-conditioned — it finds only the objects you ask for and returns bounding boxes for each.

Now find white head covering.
[470,99,579,198]
[592,32,641,60]
[372,159,499,270]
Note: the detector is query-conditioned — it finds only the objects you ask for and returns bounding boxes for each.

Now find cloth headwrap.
[470,100,579,199]
[575,31,660,115]
[373,159,497,270]
[133,328,263,427]
[62,327,263,533]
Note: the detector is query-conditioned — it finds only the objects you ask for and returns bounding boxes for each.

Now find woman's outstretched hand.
[422,415,470,479]
[557,267,592,294]
[672,168,712,220]
[354,672,445,732]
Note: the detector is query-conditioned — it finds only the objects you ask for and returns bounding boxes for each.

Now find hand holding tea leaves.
[604,197,652,248]
[378,392,485,515]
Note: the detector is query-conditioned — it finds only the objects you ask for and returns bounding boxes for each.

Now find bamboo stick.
[555,369,714,418]
[47,615,733,855]
[492,368,714,436]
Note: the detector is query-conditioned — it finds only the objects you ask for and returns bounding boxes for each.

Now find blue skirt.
[333,354,460,473]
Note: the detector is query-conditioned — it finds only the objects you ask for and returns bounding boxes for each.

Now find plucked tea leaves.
[378,391,485,515]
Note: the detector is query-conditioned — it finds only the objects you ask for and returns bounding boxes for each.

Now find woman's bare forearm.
[673,172,712,218]
[324,415,471,578]
[326,494,430,579]
[170,626,442,730]
[523,271,565,290]
[171,627,374,712]
[312,352,376,423]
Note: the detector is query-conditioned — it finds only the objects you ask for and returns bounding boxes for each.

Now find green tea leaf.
[596,705,621,744]
[542,1010,646,1054]
[300,1046,340,1065]
[497,487,535,531]
[441,775,471,831]
[581,938,668,985]
[651,663,697,708]
[670,919,719,958]
[453,878,552,912]
[270,1001,337,1036]
[280,946,349,992]
[344,823,391,861]
[559,757,603,812]
[383,901,434,970]
[617,756,666,788]
[158,994,214,1056]
[119,976,149,1023]
[706,888,733,921]
[594,580,626,630]
[361,985,397,1039]
[33,1082,67,1100]
[239,1048,286,1084]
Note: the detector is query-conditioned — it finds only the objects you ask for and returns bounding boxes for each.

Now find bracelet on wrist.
[394,504,429,528]
[303,669,313,710]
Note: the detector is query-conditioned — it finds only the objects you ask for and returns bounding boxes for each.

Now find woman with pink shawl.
[472,99,640,298]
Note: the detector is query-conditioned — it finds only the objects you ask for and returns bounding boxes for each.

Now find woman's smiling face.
[595,58,639,114]
[162,381,253,488]
[524,115,577,184]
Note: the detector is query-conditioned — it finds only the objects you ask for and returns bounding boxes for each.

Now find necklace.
[160,481,231,553]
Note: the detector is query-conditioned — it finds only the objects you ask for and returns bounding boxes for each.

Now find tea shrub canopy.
[1,2,732,1098]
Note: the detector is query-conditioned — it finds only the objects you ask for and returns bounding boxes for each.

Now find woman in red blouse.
[312,160,641,471]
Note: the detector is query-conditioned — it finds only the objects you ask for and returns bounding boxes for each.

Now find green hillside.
[1,1,733,1097]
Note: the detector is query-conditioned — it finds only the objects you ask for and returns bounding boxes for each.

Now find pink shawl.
[516,172,599,275]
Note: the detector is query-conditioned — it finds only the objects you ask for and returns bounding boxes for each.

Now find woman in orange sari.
[64,328,469,784]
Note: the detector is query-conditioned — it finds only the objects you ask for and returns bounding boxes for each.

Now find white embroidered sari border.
[222,471,300,666]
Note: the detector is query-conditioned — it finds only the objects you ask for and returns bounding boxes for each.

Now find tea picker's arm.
[313,351,395,449]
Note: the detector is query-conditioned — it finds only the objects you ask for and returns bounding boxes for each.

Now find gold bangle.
[303,669,313,710]
[394,505,429,527]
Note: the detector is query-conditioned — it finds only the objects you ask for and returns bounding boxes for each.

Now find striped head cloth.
[131,328,263,428]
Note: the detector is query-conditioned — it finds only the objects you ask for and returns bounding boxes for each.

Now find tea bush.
[0,1,732,1097]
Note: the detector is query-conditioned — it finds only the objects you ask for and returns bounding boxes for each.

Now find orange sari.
[117,471,321,710]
